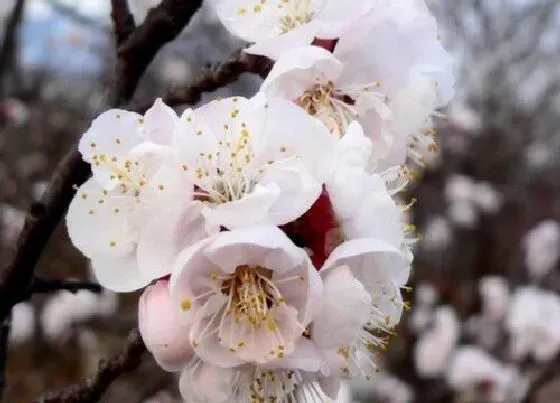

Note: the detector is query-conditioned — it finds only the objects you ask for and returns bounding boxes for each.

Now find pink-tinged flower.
[175,95,335,230]
[311,238,410,380]
[170,226,322,367]
[215,0,375,59]
[260,0,454,168]
[66,99,207,292]
[179,358,333,402]
[139,279,194,371]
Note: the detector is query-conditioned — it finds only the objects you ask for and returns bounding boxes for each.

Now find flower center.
[221,265,283,330]
[278,0,314,33]
[296,81,357,137]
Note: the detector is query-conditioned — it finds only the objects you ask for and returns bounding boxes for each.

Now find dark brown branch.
[112,0,204,106]
[110,0,136,45]
[0,0,26,99]
[522,350,560,403]
[28,277,102,297]
[0,314,11,400]
[36,328,146,403]
[0,0,205,323]
[163,50,273,108]
[0,151,90,321]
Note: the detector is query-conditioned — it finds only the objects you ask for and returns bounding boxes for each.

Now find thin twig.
[163,49,272,108]
[36,328,146,403]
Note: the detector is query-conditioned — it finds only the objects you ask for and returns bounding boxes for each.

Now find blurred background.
[1,0,559,402]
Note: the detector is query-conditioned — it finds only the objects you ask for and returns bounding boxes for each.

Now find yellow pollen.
[181,298,192,311]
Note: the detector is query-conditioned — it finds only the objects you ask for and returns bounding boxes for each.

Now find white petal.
[202,183,281,229]
[204,226,308,275]
[66,178,136,260]
[143,98,178,146]
[261,46,343,101]
[321,239,410,289]
[90,254,151,292]
[137,202,209,280]
[138,280,193,371]
[313,266,371,349]
[246,22,320,59]
[257,97,335,182]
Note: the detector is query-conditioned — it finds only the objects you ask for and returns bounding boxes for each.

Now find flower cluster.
[66,1,453,401]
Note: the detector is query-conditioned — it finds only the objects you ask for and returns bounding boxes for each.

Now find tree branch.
[28,277,102,296]
[0,0,26,99]
[36,328,146,403]
[110,0,136,46]
[112,0,204,106]
[0,151,91,321]
[0,314,11,401]
[522,350,560,403]
[163,49,272,108]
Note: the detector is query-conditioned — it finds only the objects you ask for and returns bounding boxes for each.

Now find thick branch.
[522,350,560,403]
[36,328,146,403]
[113,0,204,105]
[0,315,11,400]
[0,151,90,321]
[163,50,272,108]
[110,0,136,45]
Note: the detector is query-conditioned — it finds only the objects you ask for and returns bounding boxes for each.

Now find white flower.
[479,276,509,321]
[506,287,560,362]
[179,358,330,403]
[326,123,407,246]
[260,0,454,167]
[67,99,206,292]
[421,215,452,251]
[170,226,322,368]
[9,303,35,345]
[175,95,335,230]
[472,182,502,214]
[40,289,117,342]
[414,306,459,377]
[447,200,478,228]
[311,238,410,380]
[522,220,560,279]
[215,0,375,59]
[446,347,523,403]
[444,174,474,204]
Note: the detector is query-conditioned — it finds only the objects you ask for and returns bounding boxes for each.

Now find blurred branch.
[44,0,110,32]
[0,0,205,322]
[36,328,146,403]
[162,49,272,109]
[0,151,91,322]
[110,0,136,45]
[27,277,102,297]
[522,350,560,403]
[113,0,204,106]
[0,315,11,401]
[0,0,26,99]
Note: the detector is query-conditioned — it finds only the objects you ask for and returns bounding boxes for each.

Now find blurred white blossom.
[415,306,459,377]
[506,287,560,362]
[523,220,560,279]
[9,302,35,345]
